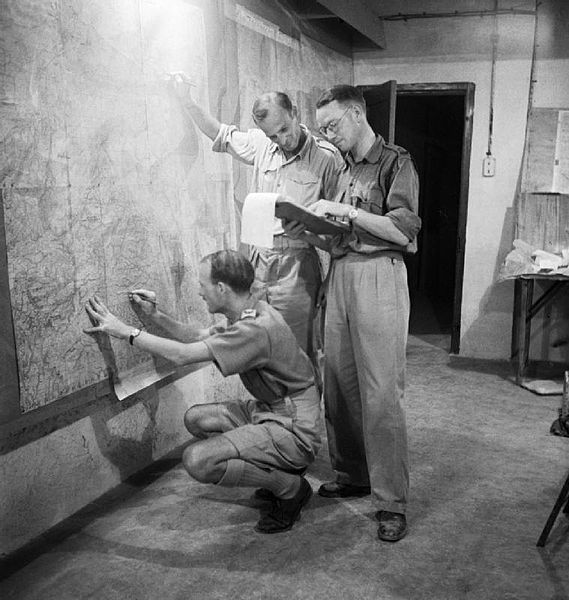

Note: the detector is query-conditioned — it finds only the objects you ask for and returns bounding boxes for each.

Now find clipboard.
[275,199,350,235]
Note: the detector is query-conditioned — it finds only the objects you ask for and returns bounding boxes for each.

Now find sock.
[217,459,301,499]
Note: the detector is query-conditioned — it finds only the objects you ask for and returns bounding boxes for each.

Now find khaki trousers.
[324,253,410,514]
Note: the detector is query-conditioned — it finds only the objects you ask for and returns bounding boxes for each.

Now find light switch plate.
[483,155,496,177]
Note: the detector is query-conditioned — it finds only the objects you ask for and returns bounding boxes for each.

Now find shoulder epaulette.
[383,141,411,158]
[314,136,340,154]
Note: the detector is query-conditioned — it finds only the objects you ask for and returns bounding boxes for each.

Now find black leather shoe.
[255,478,313,534]
[252,488,276,502]
[318,481,371,498]
[376,511,407,542]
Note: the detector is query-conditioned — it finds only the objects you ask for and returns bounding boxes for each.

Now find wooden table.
[511,274,569,384]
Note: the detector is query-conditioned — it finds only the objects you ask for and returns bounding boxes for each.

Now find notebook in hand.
[275,199,350,235]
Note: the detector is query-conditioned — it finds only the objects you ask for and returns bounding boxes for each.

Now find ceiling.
[235,0,538,56]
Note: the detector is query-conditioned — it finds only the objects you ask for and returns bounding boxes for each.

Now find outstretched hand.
[83,295,130,340]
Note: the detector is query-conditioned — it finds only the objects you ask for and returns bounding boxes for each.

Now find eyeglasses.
[318,106,352,137]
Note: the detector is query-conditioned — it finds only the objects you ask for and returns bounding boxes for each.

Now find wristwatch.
[129,328,142,345]
[347,207,359,221]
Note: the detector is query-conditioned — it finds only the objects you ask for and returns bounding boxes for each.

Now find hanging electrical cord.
[481,1,499,176]
[487,0,498,159]
[525,1,541,127]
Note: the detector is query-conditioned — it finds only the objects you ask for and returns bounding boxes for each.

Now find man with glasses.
[167,74,343,385]
[317,105,352,138]
[287,85,421,542]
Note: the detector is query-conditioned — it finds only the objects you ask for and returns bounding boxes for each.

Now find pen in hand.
[127,290,157,306]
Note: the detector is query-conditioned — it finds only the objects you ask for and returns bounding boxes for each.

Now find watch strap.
[129,328,142,345]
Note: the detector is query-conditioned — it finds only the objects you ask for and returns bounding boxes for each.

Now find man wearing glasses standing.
[299,85,421,542]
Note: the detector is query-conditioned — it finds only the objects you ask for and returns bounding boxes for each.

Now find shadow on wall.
[89,386,180,481]
[460,207,517,359]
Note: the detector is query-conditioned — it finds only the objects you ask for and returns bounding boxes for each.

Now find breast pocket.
[358,182,385,215]
[258,166,278,193]
[282,171,320,208]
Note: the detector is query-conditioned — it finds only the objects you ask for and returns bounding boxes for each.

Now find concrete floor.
[1,334,569,599]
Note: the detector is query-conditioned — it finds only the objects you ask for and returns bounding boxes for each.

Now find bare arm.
[168,72,220,141]
[128,289,212,343]
[84,295,213,367]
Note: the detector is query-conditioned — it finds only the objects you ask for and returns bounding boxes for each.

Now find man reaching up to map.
[167,73,343,387]
[84,250,321,534]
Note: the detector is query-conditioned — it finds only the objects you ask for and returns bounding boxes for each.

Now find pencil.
[121,291,157,305]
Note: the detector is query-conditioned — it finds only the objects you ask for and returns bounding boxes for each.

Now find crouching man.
[84,250,321,534]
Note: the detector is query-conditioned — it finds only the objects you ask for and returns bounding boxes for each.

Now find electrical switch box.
[483,155,496,177]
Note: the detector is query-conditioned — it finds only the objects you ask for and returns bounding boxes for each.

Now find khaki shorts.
[221,397,317,473]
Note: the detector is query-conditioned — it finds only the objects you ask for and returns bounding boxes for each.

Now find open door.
[356,82,473,355]
[358,81,397,144]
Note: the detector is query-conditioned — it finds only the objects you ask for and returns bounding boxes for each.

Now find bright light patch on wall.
[141,0,206,74]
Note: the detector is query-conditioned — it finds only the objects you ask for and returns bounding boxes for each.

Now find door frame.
[396,82,475,354]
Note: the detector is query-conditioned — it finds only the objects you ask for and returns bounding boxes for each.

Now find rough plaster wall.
[0,365,240,556]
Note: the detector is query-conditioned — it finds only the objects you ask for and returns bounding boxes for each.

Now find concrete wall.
[0,366,239,556]
[354,0,569,360]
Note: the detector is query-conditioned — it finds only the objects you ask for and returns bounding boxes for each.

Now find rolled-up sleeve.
[212,124,268,166]
[386,158,421,241]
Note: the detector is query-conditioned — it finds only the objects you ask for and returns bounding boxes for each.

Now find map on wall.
[0,0,236,412]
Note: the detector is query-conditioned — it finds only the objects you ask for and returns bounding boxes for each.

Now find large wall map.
[0,0,235,412]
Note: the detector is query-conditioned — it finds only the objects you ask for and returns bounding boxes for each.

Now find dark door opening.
[360,83,473,353]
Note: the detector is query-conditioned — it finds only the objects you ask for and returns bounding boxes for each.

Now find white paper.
[240,192,278,248]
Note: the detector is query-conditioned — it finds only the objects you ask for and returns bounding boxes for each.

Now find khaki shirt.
[203,301,315,403]
[213,124,343,235]
[332,136,421,256]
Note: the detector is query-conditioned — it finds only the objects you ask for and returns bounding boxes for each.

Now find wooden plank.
[515,193,569,253]
[0,189,20,423]
[522,108,559,193]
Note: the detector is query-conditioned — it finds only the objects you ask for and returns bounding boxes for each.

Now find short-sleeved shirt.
[203,300,315,404]
[212,123,343,236]
[331,135,421,257]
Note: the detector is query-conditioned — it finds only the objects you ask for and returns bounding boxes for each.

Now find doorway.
[359,83,473,354]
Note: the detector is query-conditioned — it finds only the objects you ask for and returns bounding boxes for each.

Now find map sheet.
[0,0,235,412]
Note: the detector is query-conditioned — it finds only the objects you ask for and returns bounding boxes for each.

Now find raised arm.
[168,72,220,141]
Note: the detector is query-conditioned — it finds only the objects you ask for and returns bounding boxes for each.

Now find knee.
[182,443,217,483]
[184,405,204,436]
